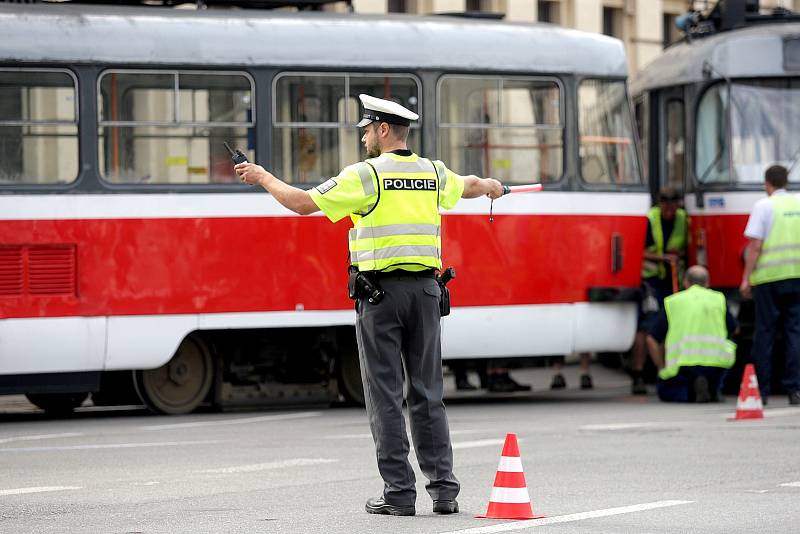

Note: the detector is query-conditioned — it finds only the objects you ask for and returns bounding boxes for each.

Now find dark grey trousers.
[355,275,460,506]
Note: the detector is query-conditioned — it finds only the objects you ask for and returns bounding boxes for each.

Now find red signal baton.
[503,184,543,194]
[490,183,544,222]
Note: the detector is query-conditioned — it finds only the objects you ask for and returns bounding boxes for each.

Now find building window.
[387,0,407,13]
[602,7,623,39]
[537,0,559,24]
[663,13,682,48]
[466,0,482,11]
[0,69,79,185]
[273,73,420,183]
[438,76,563,183]
[98,70,254,184]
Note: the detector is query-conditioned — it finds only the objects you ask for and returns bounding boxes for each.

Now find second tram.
[632,0,800,293]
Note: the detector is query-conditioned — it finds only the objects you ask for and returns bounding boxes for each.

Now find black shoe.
[433,499,459,514]
[789,392,800,405]
[456,378,477,391]
[488,373,531,393]
[550,373,567,389]
[580,374,593,390]
[693,376,711,403]
[365,497,415,516]
[631,376,647,395]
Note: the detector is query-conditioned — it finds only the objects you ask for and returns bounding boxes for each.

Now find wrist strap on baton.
[490,183,543,223]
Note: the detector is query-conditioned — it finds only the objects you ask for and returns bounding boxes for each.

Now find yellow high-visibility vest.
[349,152,446,272]
[642,206,688,280]
[659,285,736,380]
[750,194,800,286]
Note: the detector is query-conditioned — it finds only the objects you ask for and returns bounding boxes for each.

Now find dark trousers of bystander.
[657,366,726,402]
[752,278,800,400]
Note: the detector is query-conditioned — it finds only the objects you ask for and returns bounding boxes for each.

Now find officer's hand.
[234,162,272,186]
[739,279,752,300]
[485,178,504,200]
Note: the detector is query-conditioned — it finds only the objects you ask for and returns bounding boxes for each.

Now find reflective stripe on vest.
[642,206,688,280]
[433,160,448,191]
[349,153,442,271]
[352,163,378,216]
[659,285,736,381]
[750,193,800,286]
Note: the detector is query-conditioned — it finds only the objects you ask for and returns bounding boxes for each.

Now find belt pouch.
[439,284,451,317]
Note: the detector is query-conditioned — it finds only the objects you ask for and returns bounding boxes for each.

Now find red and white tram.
[0,4,648,413]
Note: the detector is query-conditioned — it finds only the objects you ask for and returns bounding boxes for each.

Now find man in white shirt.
[740,165,800,405]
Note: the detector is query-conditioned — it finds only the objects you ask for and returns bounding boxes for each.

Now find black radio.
[348,268,385,305]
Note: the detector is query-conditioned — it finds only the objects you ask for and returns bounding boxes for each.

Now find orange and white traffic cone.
[477,433,544,520]
[730,363,764,420]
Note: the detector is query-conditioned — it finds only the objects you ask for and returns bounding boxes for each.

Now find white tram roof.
[0,4,627,77]
[631,22,800,95]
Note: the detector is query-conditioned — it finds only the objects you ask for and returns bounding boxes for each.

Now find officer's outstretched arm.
[235,163,319,215]
[462,175,504,199]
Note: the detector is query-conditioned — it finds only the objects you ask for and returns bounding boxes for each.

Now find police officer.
[631,186,688,394]
[235,94,504,516]
[740,165,800,406]
[647,266,737,403]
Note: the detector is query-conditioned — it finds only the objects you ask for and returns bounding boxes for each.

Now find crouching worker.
[646,265,738,402]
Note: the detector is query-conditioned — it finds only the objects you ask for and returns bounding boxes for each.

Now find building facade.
[331,0,800,74]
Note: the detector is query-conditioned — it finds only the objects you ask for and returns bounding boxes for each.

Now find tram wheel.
[134,335,214,415]
[337,347,365,406]
[25,392,88,415]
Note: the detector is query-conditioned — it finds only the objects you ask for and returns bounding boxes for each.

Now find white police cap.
[356,94,419,128]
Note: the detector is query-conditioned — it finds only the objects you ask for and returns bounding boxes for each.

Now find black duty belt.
[372,269,436,279]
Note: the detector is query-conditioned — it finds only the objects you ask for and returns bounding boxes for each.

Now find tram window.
[98,71,254,184]
[273,73,420,184]
[0,70,78,185]
[695,84,730,184]
[578,79,640,185]
[664,99,685,190]
[727,79,800,184]
[438,76,562,183]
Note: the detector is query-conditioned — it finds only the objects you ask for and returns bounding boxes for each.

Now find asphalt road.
[1,365,799,534]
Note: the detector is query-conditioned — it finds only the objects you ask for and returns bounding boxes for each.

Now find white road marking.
[763,408,800,418]
[196,458,338,474]
[745,490,769,494]
[440,500,694,533]
[580,422,666,431]
[452,439,508,450]
[779,481,800,487]
[0,440,222,453]
[325,429,481,440]
[0,432,84,444]
[722,407,800,420]
[141,411,322,431]
[325,433,374,439]
[0,486,81,496]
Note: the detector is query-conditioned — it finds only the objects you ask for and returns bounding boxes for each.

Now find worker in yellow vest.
[740,165,800,406]
[235,94,504,517]
[646,266,737,402]
[631,187,689,394]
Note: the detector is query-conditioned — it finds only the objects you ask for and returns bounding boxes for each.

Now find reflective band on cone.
[477,432,545,520]
[729,363,764,420]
